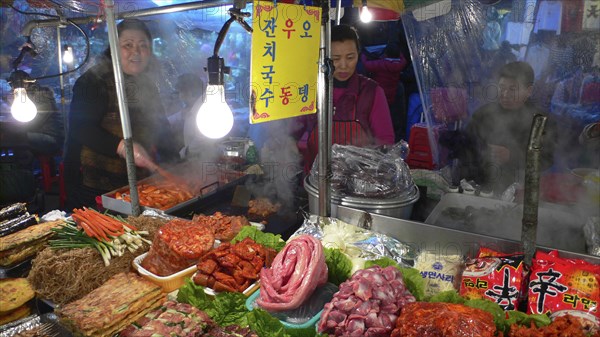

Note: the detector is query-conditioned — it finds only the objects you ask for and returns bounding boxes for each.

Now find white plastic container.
[132,253,197,293]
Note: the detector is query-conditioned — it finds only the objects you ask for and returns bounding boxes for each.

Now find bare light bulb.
[63,46,74,64]
[11,88,37,122]
[360,5,373,23]
[196,84,234,139]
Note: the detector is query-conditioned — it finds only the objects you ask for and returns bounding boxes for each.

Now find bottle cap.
[447,185,459,193]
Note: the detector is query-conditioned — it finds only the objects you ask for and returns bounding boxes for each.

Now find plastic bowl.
[245,283,338,330]
[132,253,196,293]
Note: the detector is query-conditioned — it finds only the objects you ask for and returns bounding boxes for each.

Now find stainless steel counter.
[335,205,600,264]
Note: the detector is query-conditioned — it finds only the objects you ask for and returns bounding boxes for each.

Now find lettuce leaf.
[177,278,248,327]
[428,290,465,304]
[398,267,426,302]
[364,257,398,269]
[324,248,352,286]
[505,311,551,329]
[247,309,290,337]
[232,226,286,251]
[177,278,212,310]
[211,292,249,327]
[363,258,426,301]
[464,299,507,332]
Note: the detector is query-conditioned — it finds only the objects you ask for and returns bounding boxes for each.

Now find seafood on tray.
[193,237,277,293]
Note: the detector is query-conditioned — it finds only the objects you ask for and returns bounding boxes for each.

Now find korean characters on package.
[459,248,528,311]
[528,250,600,333]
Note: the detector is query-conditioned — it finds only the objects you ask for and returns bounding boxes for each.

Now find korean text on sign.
[250,1,321,123]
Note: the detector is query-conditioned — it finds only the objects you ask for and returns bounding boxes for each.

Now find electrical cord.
[9,4,59,19]
[33,19,91,81]
[9,3,92,82]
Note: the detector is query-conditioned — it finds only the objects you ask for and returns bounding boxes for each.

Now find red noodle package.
[528,250,600,332]
[460,248,527,311]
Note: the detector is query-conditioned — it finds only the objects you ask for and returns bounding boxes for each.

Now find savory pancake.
[0,278,35,314]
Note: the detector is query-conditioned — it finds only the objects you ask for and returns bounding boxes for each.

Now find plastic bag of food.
[414,251,464,297]
[459,248,527,311]
[310,143,415,199]
[292,215,416,273]
[527,250,600,333]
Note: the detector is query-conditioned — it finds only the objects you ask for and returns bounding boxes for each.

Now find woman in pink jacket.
[298,24,395,171]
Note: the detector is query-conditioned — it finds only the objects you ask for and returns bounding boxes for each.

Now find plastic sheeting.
[1,0,254,137]
[400,0,600,174]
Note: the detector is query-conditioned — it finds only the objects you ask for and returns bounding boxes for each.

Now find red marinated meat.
[256,235,328,312]
[318,266,415,337]
[122,300,214,337]
[390,302,497,337]
[141,219,215,276]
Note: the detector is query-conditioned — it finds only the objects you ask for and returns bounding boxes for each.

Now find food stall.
[0,0,599,336]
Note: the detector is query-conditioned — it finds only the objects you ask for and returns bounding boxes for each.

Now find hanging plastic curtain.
[400,0,487,167]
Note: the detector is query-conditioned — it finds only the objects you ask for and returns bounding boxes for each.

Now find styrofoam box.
[425,193,586,253]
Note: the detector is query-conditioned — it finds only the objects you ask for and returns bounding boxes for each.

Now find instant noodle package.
[527,250,600,332]
[459,248,528,311]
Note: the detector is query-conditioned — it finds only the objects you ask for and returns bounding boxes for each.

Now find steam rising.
[247,119,303,210]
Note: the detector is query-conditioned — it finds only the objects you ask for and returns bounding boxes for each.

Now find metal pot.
[304,177,420,219]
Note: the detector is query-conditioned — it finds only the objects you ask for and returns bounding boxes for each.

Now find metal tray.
[168,175,308,240]
[424,193,587,253]
[0,313,71,337]
[101,169,247,215]
[0,257,33,279]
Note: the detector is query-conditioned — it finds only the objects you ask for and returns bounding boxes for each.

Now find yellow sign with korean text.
[250,1,321,124]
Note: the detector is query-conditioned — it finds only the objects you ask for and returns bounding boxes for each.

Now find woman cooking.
[63,19,178,209]
[297,24,395,171]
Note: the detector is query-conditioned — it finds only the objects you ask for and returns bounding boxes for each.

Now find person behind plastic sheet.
[297,24,395,171]
[464,61,556,193]
[361,42,408,106]
[4,70,64,157]
[64,19,178,209]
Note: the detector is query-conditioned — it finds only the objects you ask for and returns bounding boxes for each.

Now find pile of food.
[56,273,165,337]
[27,214,166,305]
[319,266,416,336]
[391,302,497,337]
[141,218,215,276]
[0,278,35,325]
[247,198,280,219]
[193,237,276,292]
[115,182,194,210]
[119,300,213,337]
[0,220,62,267]
[256,235,328,312]
[192,212,250,241]
[0,203,37,237]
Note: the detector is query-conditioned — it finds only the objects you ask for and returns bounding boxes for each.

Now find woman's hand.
[116,140,158,171]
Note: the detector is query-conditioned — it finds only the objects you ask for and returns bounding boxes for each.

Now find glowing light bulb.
[11,88,37,122]
[196,84,234,139]
[63,46,74,64]
[360,5,372,23]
